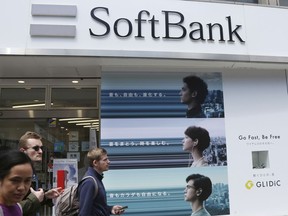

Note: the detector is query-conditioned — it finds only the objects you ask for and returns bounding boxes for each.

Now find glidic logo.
[245,179,281,190]
[245,180,254,190]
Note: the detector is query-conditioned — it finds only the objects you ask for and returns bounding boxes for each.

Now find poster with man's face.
[101,71,229,216]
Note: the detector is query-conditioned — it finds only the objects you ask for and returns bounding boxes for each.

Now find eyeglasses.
[26,145,44,151]
[186,185,195,190]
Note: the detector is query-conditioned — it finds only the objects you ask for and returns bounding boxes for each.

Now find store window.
[0,87,46,108]
[51,87,98,108]
[279,0,288,6]
[219,0,258,3]
[0,117,98,216]
[0,80,100,192]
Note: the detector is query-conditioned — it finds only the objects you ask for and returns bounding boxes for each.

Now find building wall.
[101,69,288,216]
[1,0,288,64]
[1,0,288,215]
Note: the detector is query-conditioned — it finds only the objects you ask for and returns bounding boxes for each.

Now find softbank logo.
[245,180,254,190]
[30,4,77,37]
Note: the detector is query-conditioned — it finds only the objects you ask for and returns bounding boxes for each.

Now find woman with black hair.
[183,126,210,167]
[0,151,33,216]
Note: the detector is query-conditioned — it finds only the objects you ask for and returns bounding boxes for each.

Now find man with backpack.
[78,147,126,215]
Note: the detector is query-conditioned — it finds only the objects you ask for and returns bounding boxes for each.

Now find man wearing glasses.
[19,131,62,216]
[184,174,212,216]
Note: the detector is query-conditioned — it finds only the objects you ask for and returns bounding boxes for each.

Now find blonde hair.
[19,131,42,148]
[87,147,107,167]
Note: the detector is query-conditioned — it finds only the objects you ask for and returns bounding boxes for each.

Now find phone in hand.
[120,206,128,210]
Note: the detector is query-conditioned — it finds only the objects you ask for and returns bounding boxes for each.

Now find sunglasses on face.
[27,145,44,151]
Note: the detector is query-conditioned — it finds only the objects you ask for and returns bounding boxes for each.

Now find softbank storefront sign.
[1,0,287,59]
[89,8,245,43]
[0,0,278,59]
[29,0,246,49]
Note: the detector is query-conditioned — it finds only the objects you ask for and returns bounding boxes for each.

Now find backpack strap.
[78,175,98,198]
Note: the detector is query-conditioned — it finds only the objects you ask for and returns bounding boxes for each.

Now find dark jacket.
[78,167,113,216]
[20,174,53,216]
[186,104,206,118]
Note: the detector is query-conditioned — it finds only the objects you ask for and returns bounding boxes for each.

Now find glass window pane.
[216,0,258,3]
[279,0,288,6]
[51,88,98,108]
[0,116,99,183]
[0,88,46,109]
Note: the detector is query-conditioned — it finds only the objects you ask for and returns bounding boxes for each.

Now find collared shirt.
[191,207,211,216]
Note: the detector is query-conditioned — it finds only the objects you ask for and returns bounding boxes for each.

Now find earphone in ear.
[197,188,203,196]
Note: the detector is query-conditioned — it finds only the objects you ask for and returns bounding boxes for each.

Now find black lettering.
[114,18,132,37]
[226,16,245,43]
[90,7,110,37]
[207,23,225,42]
[162,10,186,39]
[149,16,160,39]
[189,22,205,41]
[135,10,150,38]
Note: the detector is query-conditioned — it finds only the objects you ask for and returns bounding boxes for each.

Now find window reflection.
[51,88,98,108]
[0,88,45,109]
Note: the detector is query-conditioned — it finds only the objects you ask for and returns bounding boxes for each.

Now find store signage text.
[89,7,245,43]
[256,180,281,188]
[246,180,281,190]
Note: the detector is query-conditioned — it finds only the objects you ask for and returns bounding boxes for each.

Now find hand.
[111,205,125,215]
[30,187,45,202]
[44,187,63,199]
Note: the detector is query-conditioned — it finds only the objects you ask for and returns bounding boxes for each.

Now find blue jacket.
[78,167,112,216]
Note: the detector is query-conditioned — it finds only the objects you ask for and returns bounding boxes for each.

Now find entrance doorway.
[0,78,100,215]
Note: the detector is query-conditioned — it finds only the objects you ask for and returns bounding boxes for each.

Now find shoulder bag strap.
[79,176,98,198]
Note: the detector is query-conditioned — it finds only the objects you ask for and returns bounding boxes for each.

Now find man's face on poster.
[180,83,193,104]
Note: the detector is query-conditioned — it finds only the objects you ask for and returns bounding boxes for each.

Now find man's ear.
[197,188,203,196]
[92,159,98,167]
[19,148,25,152]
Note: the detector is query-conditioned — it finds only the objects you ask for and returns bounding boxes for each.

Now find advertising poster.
[104,167,229,216]
[222,69,288,216]
[52,159,78,188]
[101,71,228,215]
[101,72,224,118]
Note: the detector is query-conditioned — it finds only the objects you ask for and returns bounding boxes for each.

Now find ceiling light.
[12,103,53,108]
[59,118,91,121]
[83,125,99,129]
[76,123,99,126]
[18,80,25,84]
[68,119,99,124]
[72,80,79,84]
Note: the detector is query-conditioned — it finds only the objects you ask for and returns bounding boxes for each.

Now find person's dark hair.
[87,147,107,167]
[19,131,42,148]
[185,126,210,152]
[186,174,212,201]
[183,75,208,104]
[0,150,33,180]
